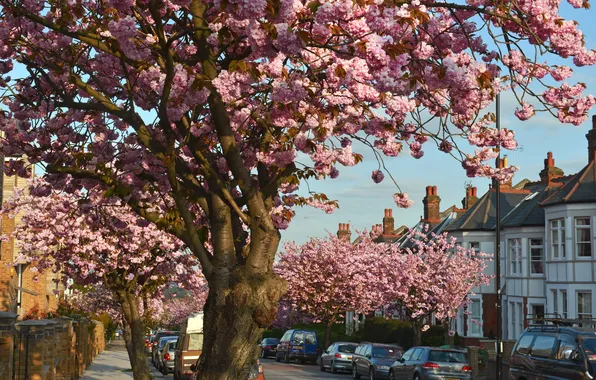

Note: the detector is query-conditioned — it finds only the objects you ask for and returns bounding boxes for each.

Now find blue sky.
[282,4,596,245]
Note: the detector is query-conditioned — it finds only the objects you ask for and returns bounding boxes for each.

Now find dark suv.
[352,342,403,379]
[510,322,596,380]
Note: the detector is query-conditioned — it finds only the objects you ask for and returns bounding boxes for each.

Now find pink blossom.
[371,170,385,183]
[394,193,414,208]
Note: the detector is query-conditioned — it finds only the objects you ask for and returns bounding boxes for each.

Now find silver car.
[389,347,472,380]
[157,338,178,374]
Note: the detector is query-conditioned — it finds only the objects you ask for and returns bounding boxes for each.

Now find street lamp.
[495,93,503,380]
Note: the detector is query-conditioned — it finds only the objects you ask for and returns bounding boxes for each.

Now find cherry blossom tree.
[3,181,203,380]
[157,286,210,327]
[385,230,492,345]
[276,231,395,347]
[0,0,594,377]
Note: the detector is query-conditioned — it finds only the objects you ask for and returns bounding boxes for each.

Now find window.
[530,239,544,274]
[531,335,557,358]
[511,302,516,338]
[515,334,534,355]
[469,242,480,256]
[551,219,566,258]
[410,348,424,361]
[531,305,545,322]
[576,217,592,257]
[188,333,204,351]
[556,334,578,360]
[552,290,558,316]
[517,303,524,337]
[292,332,304,344]
[578,292,593,320]
[562,290,568,319]
[401,349,414,361]
[509,238,522,274]
[469,300,482,336]
[305,332,316,345]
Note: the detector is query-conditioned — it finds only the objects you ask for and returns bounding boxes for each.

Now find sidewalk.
[79,340,134,380]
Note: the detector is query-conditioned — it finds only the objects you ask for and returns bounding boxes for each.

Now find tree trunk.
[324,321,333,349]
[119,291,151,380]
[122,317,134,365]
[413,320,423,346]
[444,319,454,346]
[197,267,286,379]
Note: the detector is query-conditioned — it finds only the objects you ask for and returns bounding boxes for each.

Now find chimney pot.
[346,223,350,231]
[426,186,432,196]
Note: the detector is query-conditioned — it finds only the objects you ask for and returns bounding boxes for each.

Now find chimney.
[382,209,395,235]
[587,115,596,162]
[492,156,513,190]
[462,186,479,209]
[422,186,441,223]
[337,223,351,241]
[539,152,564,185]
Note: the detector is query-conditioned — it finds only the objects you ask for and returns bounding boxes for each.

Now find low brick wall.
[6,316,105,380]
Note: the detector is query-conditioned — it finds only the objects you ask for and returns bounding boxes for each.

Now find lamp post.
[495,93,503,380]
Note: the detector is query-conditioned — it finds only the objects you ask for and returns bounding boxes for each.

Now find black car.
[320,342,358,373]
[510,322,596,380]
[259,338,280,358]
[352,342,403,380]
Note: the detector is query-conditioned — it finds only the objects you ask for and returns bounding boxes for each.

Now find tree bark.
[413,320,423,346]
[122,317,134,365]
[119,291,152,380]
[324,321,333,349]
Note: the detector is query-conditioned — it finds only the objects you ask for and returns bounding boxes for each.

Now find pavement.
[79,339,169,380]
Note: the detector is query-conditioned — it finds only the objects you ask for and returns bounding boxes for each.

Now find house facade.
[0,160,62,318]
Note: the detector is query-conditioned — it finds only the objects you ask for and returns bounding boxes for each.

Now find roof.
[444,189,531,232]
[541,160,596,206]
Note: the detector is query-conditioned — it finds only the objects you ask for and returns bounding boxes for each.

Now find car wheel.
[275,352,281,362]
[353,365,361,379]
[369,367,375,380]
[284,352,289,363]
[331,360,338,374]
[388,370,395,380]
[413,374,420,380]
[320,359,326,372]
[161,365,168,376]
[260,349,265,359]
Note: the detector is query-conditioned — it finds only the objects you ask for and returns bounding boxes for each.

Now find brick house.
[0,161,62,318]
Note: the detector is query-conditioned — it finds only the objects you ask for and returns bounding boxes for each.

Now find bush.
[354,317,448,349]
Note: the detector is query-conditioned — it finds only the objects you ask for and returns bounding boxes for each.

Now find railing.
[526,313,596,331]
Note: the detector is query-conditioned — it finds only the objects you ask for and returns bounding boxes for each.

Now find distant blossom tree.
[3,181,204,379]
[385,230,493,345]
[0,0,594,377]
[158,286,210,327]
[275,231,395,347]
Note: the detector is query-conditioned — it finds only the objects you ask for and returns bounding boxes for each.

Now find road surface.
[261,358,354,379]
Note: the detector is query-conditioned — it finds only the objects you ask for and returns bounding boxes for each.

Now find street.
[260,358,353,380]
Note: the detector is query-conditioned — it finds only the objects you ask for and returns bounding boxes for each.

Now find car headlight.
[375,365,390,370]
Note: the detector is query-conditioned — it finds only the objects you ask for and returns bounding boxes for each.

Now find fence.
[0,312,105,380]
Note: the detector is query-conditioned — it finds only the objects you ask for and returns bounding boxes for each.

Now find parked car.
[157,339,178,375]
[189,358,265,380]
[509,323,596,380]
[145,335,154,354]
[259,338,280,359]
[320,342,358,373]
[174,312,204,380]
[275,329,318,364]
[388,346,472,380]
[151,331,178,364]
[352,342,403,379]
[154,336,179,368]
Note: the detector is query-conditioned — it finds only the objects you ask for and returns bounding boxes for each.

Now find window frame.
[575,217,592,258]
[578,291,593,320]
[469,242,480,257]
[550,218,566,259]
[468,299,482,337]
[552,289,558,316]
[509,238,522,275]
[562,290,568,319]
[529,238,544,275]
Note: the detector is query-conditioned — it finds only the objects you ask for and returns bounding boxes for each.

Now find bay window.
[509,238,522,275]
[530,238,544,274]
[578,292,592,320]
[550,219,566,258]
[576,217,592,257]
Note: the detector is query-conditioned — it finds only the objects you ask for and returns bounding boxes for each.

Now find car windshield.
[159,338,177,348]
[338,345,357,353]
[372,346,400,358]
[428,350,468,363]
[582,338,596,361]
[265,339,279,344]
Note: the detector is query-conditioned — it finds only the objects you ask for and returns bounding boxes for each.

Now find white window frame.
[468,299,482,337]
[550,219,566,259]
[529,238,544,275]
[561,290,568,319]
[575,217,592,258]
[578,291,592,320]
[509,238,522,275]
[469,242,480,257]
